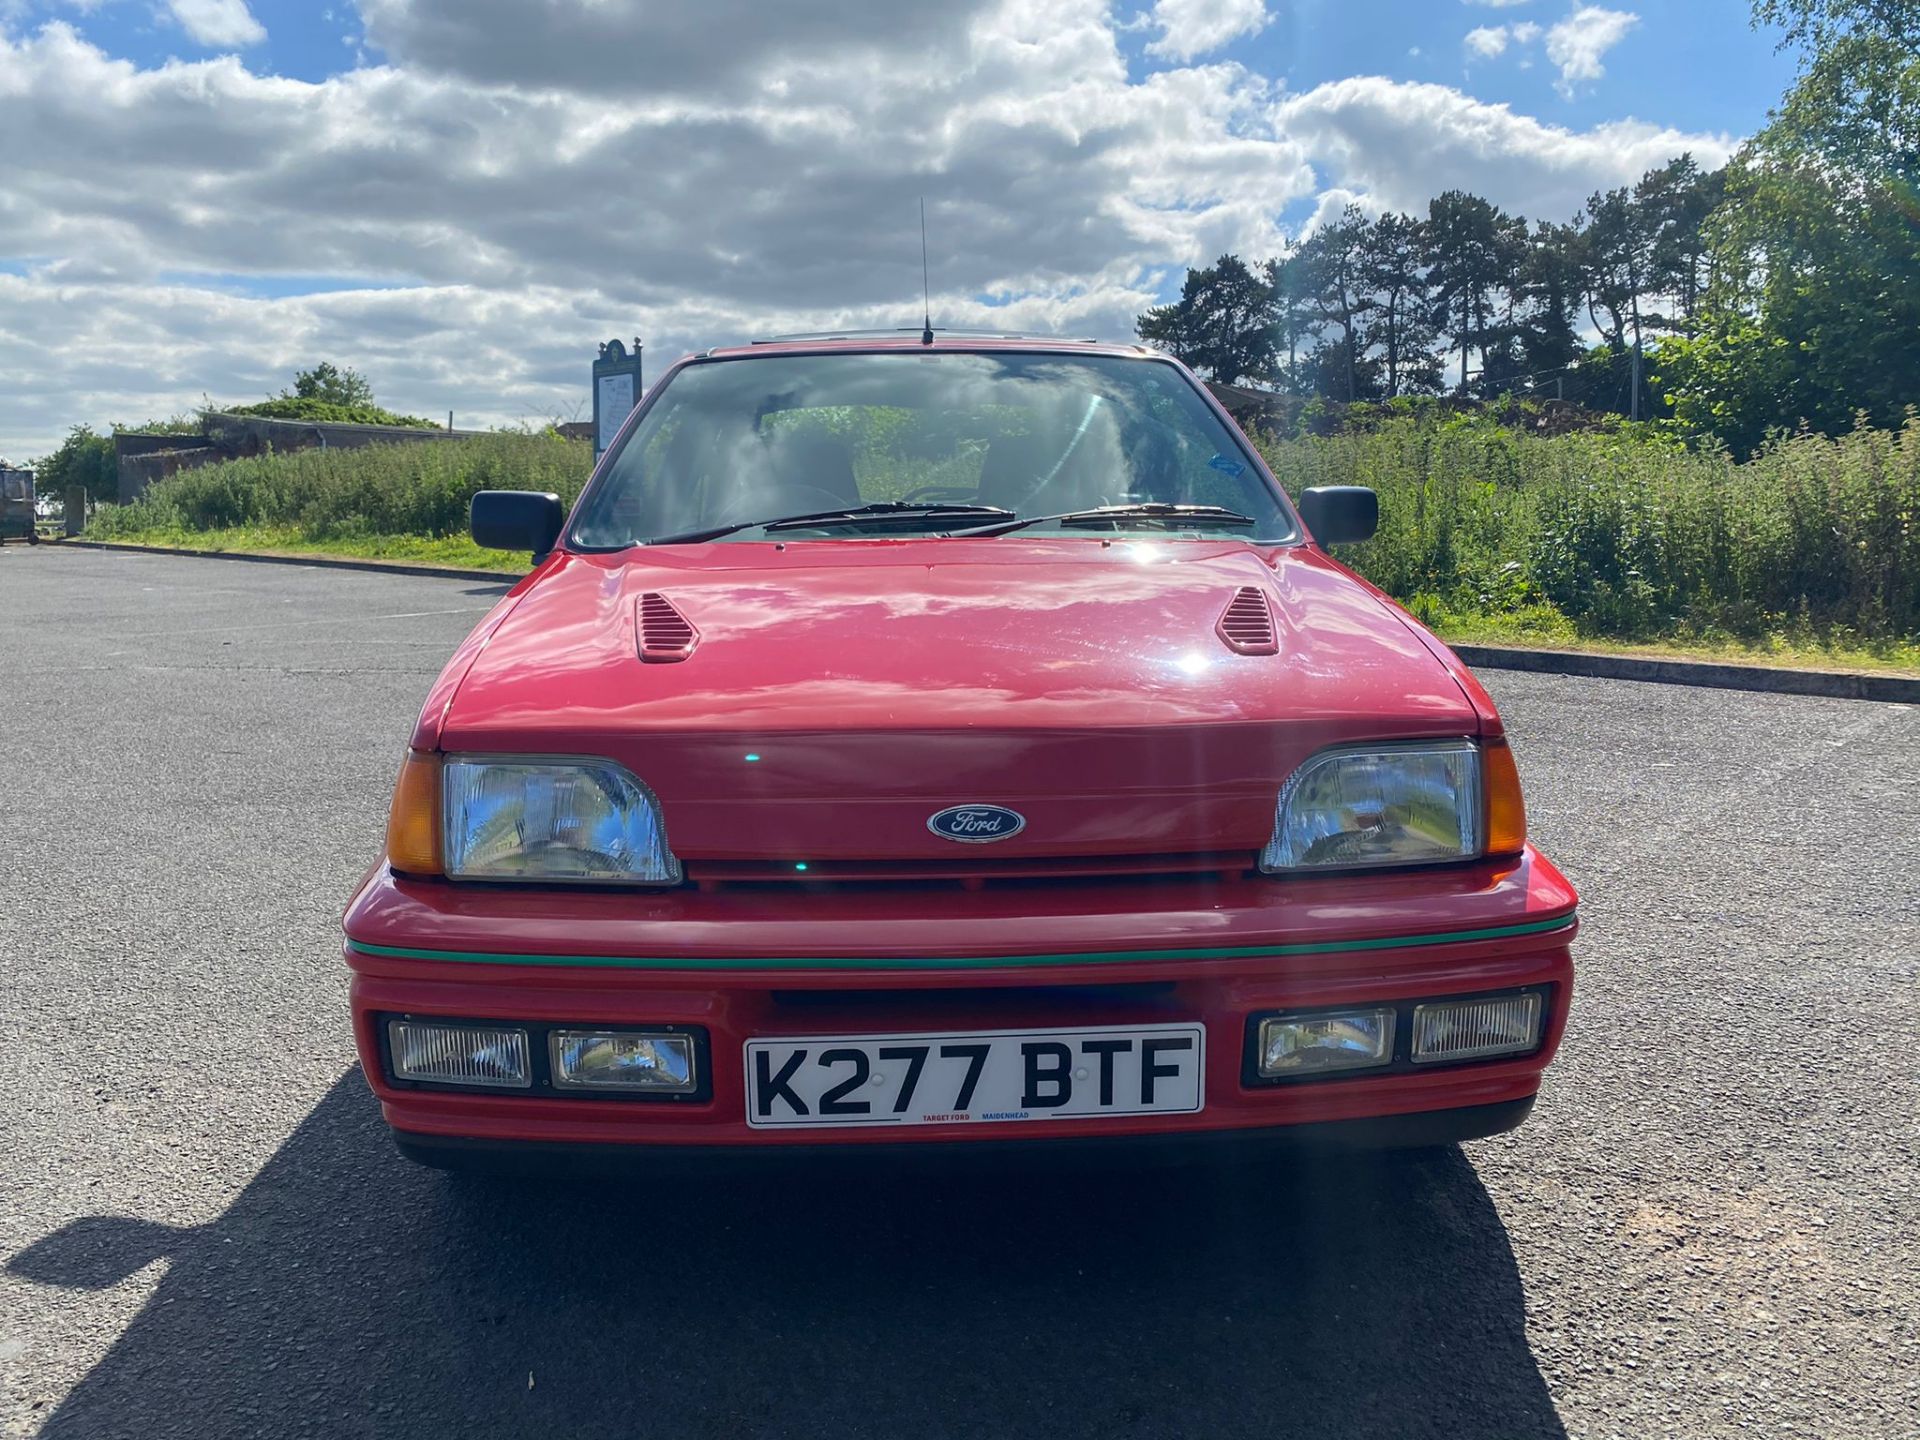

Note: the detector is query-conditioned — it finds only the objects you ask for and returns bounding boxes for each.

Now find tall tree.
[1517,220,1586,384]
[1581,176,1687,417]
[1638,155,1725,330]
[1425,191,1526,394]
[1135,254,1277,385]
[1655,0,1920,449]
[1264,254,1318,395]
[1578,186,1654,355]
[1292,206,1376,402]
[1359,212,1441,396]
[1751,0,1919,51]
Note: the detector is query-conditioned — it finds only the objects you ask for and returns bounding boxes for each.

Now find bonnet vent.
[1216,586,1278,655]
[638,592,699,663]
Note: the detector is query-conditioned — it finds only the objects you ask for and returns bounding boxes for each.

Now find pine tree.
[1425,192,1526,394]
[1293,206,1376,402]
[1135,255,1278,385]
[1359,213,1441,397]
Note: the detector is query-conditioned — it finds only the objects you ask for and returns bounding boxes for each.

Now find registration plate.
[744,1023,1205,1130]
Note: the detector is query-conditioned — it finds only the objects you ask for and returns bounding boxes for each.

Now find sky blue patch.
[1142,0,1791,149]
[3,0,366,83]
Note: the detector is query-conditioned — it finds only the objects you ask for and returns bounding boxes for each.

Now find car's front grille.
[681,851,1258,892]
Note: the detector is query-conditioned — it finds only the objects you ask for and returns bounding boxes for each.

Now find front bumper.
[344,846,1576,1154]
[391,1097,1538,1173]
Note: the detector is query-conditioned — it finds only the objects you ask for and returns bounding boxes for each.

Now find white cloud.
[1465,25,1510,57]
[0,3,1729,457]
[1465,19,1543,62]
[0,7,1309,453]
[1144,0,1271,61]
[1461,0,1532,8]
[165,0,266,47]
[1545,5,1638,96]
[1273,76,1732,220]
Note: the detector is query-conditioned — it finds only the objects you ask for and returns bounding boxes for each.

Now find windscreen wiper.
[651,501,1015,545]
[763,501,1015,533]
[949,503,1257,537]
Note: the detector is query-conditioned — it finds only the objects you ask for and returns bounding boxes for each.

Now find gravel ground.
[2,545,1915,1440]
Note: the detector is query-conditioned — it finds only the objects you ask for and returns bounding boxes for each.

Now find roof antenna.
[919,197,935,346]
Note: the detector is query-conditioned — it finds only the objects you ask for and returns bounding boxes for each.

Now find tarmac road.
[2,545,1915,1440]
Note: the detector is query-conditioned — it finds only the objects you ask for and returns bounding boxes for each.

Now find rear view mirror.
[471,490,564,561]
[1300,486,1378,546]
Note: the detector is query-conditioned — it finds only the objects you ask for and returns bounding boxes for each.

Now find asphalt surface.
[2,545,1915,1440]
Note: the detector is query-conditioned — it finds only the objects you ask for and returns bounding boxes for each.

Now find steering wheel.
[901,483,981,504]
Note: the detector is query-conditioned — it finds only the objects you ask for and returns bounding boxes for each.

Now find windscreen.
[569,351,1294,547]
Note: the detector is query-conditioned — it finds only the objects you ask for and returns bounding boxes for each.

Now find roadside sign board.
[592,339,643,458]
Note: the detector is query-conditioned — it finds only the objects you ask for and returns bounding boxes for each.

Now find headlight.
[550,1030,699,1092]
[1255,1008,1396,1078]
[443,757,681,884]
[1262,740,1481,872]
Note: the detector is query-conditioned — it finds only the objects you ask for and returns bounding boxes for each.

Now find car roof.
[697,332,1160,362]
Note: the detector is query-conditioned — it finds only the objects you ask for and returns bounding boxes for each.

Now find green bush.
[223,397,441,428]
[32,425,118,507]
[1257,415,1920,644]
[90,433,593,543]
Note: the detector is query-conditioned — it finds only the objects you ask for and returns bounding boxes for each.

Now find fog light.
[551,1030,697,1092]
[1412,993,1542,1063]
[1256,1009,1395,1077]
[388,1020,531,1088]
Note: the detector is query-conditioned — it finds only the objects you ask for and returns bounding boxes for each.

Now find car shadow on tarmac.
[11,1073,1566,1440]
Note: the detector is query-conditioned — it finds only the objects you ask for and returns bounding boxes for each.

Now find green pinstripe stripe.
[345,913,1574,971]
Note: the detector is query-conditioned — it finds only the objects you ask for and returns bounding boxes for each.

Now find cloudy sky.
[0,0,1793,460]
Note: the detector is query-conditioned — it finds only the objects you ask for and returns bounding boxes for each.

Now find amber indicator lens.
[1483,741,1528,857]
[385,751,443,876]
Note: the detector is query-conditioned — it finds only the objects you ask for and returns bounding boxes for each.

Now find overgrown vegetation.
[223,396,441,428]
[89,432,591,548]
[32,426,118,508]
[223,361,437,427]
[1255,412,1920,657]
[28,364,435,513]
[33,417,201,509]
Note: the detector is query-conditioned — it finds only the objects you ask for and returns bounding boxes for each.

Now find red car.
[342,333,1576,1169]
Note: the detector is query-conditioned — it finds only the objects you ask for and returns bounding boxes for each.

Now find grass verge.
[75,525,525,572]
[1430,610,1920,676]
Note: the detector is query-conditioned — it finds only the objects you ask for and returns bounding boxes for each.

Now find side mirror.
[471,490,564,561]
[1299,485,1378,546]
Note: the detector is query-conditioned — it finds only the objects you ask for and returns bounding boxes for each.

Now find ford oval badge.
[927,804,1026,844]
